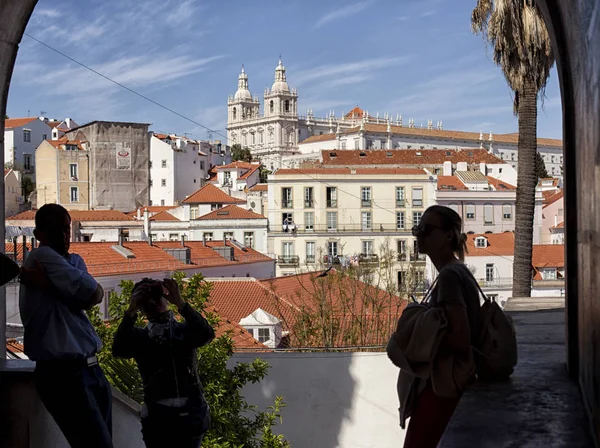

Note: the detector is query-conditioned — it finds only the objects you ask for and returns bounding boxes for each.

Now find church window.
[270,100,274,113]
[233,107,237,120]
[285,100,290,112]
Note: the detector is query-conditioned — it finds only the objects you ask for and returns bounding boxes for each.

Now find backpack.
[465,268,518,381]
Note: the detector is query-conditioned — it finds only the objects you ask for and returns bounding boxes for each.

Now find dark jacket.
[0,252,20,287]
[112,303,215,403]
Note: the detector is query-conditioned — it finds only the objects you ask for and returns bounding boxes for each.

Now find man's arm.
[31,247,101,310]
[112,309,141,359]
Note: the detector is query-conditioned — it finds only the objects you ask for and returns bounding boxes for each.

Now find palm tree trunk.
[512,79,538,297]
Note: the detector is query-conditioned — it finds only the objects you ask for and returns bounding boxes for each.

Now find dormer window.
[386,152,393,158]
[475,236,488,248]
[416,151,422,156]
[330,152,337,158]
[359,151,366,157]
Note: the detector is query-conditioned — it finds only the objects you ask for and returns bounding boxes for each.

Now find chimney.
[137,208,141,220]
[118,230,124,246]
[143,209,150,243]
[202,234,207,247]
[181,234,186,247]
[149,234,153,246]
[554,215,558,227]
[442,161,452,176]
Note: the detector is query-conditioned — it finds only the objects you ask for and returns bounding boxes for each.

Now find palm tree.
[472,0,555,297]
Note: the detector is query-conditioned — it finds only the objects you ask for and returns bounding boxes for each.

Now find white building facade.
[4,118,53,179]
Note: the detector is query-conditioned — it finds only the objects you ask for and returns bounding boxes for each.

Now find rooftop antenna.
[40,110,47,116]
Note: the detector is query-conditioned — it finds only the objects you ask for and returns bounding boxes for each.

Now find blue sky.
[8,0,562,141]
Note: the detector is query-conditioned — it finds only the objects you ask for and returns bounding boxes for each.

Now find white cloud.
[35,8,62,18]
[315,1,374,28]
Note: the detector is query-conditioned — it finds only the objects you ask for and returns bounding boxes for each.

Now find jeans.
[35,361,113,448]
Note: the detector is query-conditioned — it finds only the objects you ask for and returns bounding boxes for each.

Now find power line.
[23,32,229,141]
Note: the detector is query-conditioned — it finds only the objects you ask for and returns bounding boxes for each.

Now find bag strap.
[419,275,440,304]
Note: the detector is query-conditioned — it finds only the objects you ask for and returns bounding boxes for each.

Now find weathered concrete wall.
[230,352,405,448]
[66,121,150,212]
[537,1,600,443]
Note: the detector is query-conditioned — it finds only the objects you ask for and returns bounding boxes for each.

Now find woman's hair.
[425,205,468,262]
[133,278,164,302]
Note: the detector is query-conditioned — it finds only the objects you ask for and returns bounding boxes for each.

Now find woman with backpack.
[400,205,483,448]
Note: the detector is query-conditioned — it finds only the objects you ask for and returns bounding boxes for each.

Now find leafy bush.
[87,272,289,447]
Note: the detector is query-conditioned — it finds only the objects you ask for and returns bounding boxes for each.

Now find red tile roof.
[300,133,336,143]
[552,221,565,230]
[182,184,246,204]
[532,244,565,279]
[5,118,38,129]
[4,168,11,177]
[6,339,26,359]
[275,167,426,176]
[46,121,63,129]
[127,206,176,217]
[149,210,179,221]
[6,209,134,222]
[216,161,261,180]
[542,189,563,208]
[321,149,503,165]
[208,305,269,350]
[45,138,86,150]
[465,233,515,257]
[486,176,516,190]
[249,184,268,192]
[437,176,467,190]
[344,106,369,119]
[197,205,266,221]
[207,166,218,182]
[154,241,273,266]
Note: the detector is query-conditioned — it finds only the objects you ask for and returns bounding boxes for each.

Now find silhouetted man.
[19,204,112,448]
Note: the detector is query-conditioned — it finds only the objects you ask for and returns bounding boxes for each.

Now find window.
[396,211,405,230]
[361,212,372,231]
[190,206,199,220]
[361,187,372,207]
[354,138,360,149]
[161,179,166,187]
[558,208,564,217]
[224,232,234,241]
[23,154,32,171]
[327,212,338,231]
[484,204,494,224]
[466,204,475,219]
[306,242,316,263]
[211,204,222,211]
[200,161,205,170]
[66,144,77,151]
[326,187,337,207]
[70,187,79,203]
[285,100,290,112]
[476,237,487,248]
[449,203,459,213]
[412,187,423,206]
[224,171,231,185]
[23,129,31,142]
[169,233,179,241]
[486,263,495,282]
[396,187,405,207]
[161,160,167,168]
[397,271,406,289]
[161,199,165,206]
[233,107,237,119]
[70,163,78,179]
[282,242,294,257]
[511,153,515,161]
[282,212,293,227]
[203,232,213,241]
[269,100,274,113]
[193,178,197,183]
[327,241,338,257]
[414,270,425,286]
[304,187,314,207]
[542,269,557,280]
[362,240,374,255]
[258,328,270,343]
[282,187,293,208]
[304,212,314,231]
[341,141,347,150]
[244,232,255,248]
[503,204,512,219]
[413,211,423,227]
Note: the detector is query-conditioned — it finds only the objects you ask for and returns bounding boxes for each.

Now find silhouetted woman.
[403,205,481,448]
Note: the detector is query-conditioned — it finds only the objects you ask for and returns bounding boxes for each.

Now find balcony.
[271,223,410,234]
[282,201,293,209]
[409,252,427,262]
[477,277,513,288]
[412,200,422,207]
[277,255,299,266]
[304,199,314,208]
[326,199,337,208]
[358,253,379,265]
[397,252,407,262]
[396,199,405,207]
[305,255,316,264]
[361,199,372,208]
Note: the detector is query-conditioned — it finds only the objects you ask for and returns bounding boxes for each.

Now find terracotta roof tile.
[437,176,467,190]
[149,210,179,221]
[216,161,261,180]
[465,233,515,257]
[531,244,565,280]
[542,189,563,208]
[207,166,218,181]
[182,184,246,204]
[321,149,503,165]
[6,210,134,222]
[552,221,565,229]
[275,167,425,176]
[486,176,516,190]
[344,106,369,119]
[197,204,266,220]
[127,206,176,217]
[46,121,63,129]
[300,133,337,144]
[6,338,26,359]
[45,139,87,150]
[5,118,38,129]
[154,241,273,266]
[210,306,269,350]
[249,183,268,192]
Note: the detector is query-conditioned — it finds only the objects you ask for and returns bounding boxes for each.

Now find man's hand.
[127,285,148,315]
[20,261,52,290]
[163,278,184,308]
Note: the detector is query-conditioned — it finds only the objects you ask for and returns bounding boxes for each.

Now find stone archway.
[536,0,600,441]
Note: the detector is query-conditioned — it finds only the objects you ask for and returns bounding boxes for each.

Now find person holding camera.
[112,278,215,448]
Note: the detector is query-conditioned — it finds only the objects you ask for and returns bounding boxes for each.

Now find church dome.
[271,58,290,93]
[234,66,253,101]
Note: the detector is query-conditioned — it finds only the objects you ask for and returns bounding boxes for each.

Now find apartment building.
[541,189,564,243]
[35,139,90,210]
[4,169,21,218]
[4,118,53,179]
[149,133,231,206]
[212,161,261,199]
[267,166,436,281]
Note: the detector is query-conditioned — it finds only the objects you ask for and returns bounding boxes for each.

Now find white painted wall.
[230,352,406,448]
[4,170,21,217]
[541,196,564,243]
[5,119,52,180]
